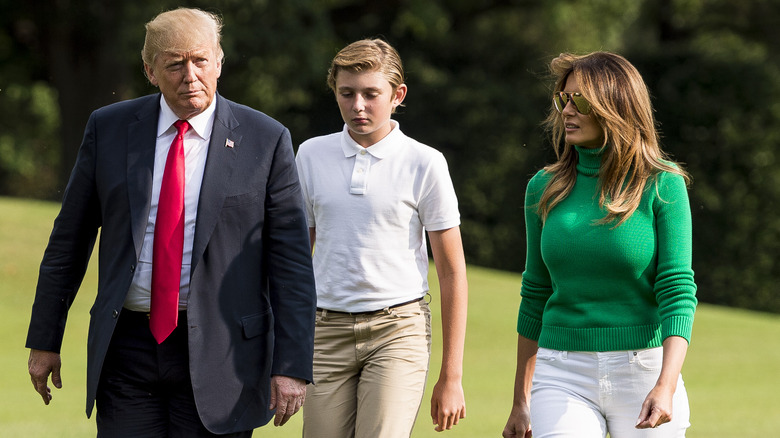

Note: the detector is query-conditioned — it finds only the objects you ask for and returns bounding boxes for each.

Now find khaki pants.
[302,299,432,438]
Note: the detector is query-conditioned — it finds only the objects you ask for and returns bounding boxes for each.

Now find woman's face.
[560,75,604,149]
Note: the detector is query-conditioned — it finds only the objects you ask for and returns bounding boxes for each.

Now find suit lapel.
[127,95,161,258]
[191,95,241,275]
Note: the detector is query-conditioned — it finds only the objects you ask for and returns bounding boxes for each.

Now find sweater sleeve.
[653,171,698,343]
[517,170,553,340]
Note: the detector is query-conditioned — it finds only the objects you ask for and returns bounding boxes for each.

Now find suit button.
[112,310,119,318]
[130,264,135,273]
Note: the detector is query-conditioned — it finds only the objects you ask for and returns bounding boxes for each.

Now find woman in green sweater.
[502,52,697,438]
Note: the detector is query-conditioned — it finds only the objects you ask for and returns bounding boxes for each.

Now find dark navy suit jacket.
[26,93,316,433]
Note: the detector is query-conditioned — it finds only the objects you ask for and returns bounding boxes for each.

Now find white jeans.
[530,347,690,438]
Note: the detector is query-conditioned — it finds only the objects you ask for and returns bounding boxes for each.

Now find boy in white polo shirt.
[295,39,468,437]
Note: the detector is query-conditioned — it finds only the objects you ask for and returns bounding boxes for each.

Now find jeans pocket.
[536,347,562,362]
[632,347,663,371]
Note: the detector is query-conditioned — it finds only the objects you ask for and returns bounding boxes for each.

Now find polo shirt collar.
[340,120,402,159]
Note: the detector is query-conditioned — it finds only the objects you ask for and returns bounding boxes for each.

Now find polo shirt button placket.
[350,150,371,195]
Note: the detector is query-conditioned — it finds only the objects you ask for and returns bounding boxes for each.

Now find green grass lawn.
[2,196,779,437]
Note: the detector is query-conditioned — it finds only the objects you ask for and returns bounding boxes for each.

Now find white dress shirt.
[124,96,215,312]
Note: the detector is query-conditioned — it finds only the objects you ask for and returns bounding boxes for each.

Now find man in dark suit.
[26,7,316,437]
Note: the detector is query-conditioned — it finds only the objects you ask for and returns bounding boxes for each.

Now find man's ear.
[144,63,159,87]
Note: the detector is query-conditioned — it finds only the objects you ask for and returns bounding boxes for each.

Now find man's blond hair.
[141,7,224,68]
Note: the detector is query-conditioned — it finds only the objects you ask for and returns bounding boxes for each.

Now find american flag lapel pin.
[225,138,235,148]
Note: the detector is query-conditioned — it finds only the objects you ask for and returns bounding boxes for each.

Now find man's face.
[145,42,222,120]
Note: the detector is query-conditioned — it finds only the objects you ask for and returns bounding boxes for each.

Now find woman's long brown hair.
[538,52,690,227]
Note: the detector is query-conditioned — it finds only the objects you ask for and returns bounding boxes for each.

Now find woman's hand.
[635,383,675,429]
[502,403,532,438]
[636,336,689,429]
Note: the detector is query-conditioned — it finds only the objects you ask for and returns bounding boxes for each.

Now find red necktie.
[150,120,189,343]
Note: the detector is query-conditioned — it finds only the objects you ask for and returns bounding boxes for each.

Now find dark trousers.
[96,310,252,438]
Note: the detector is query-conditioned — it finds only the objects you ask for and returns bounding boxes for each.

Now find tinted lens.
[553,92,592,115]
[553,92,567,113]
[571,94,592,115]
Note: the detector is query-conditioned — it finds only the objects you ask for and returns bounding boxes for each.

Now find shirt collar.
[156,95,218,140]
[340,120,402,159]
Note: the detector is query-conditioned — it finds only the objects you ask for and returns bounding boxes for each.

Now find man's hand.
[269,375,306,426]
[28,349,62,405]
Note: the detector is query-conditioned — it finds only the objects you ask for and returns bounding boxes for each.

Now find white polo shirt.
[296,121,460,312]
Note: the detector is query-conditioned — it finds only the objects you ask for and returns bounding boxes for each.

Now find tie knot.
[174,120,190,136]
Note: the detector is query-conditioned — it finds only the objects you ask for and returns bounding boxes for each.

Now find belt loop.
[561,351,568,360]
[321,309,328,320]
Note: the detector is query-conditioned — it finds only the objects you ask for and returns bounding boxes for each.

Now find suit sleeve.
[26,112,101,353]
[263,128,317,382]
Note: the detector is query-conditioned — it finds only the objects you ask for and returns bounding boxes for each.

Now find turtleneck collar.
[575,145,603,177]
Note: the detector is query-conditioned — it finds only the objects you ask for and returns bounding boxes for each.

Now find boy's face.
[335,69,406,148]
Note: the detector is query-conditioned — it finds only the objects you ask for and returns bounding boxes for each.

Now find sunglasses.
[553,91,592,115]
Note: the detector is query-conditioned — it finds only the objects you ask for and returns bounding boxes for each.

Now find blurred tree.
[0,82,60,198]
[629,0,780,312]
[0,2,60,198]
[18,0,144,195]
[213,0,342,144]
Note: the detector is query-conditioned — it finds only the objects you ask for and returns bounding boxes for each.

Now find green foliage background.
[2,0,780,313]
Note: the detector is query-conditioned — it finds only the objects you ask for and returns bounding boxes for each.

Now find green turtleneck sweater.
[517,146,697,351]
